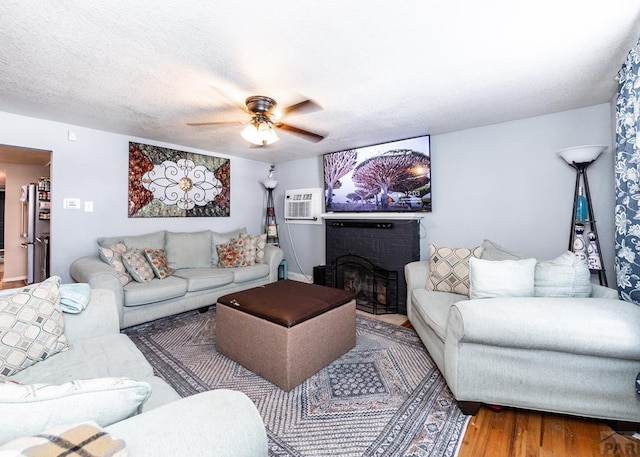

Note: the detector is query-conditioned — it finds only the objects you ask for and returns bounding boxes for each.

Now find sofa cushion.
[425,244,483,296]
[479,239,521,261]
[143,248,175,279]
[534,251,592,297]
[98,243,132,286]
[240,233,267,265]
[0,276,68,377]
[123,276,189,307]
[98,231,166,251]
[0,421,127,456]
[173,268,234,292]
[231,264,271,283]
[121,248,155,283]
[10,333,154,384]
[0,377,150,444]
[211,228,246,265]
[411,289,463,341]
[216,240,248,268]
[165,230,213,269]
[469,257,537,299]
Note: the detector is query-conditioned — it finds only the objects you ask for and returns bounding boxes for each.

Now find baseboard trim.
[3,275,27,282]
[287,272,313,283]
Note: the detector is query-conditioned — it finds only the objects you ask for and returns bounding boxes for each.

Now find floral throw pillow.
[216,239,248,268]
[121,248,155,283]
[98,243,132,286]
[143,248,175,279]
[240,233,267,265]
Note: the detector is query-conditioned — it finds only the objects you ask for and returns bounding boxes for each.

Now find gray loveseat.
[70,229,284,328]
[1,285,267,456]
[405,240,640,424]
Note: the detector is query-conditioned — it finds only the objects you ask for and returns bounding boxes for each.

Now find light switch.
[84,201,93,212]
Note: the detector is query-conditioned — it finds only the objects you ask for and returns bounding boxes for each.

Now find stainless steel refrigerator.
[20,182,50,284]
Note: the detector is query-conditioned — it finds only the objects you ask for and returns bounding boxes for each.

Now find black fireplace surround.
[321,219,420,315]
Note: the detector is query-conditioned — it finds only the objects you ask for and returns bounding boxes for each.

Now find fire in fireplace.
[332,254,398,314]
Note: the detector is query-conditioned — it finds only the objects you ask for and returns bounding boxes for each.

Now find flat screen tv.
[323,135,431,213]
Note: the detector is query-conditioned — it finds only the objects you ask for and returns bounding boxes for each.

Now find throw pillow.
[469,257,537,299]
[121,248,155,283]
[143,248,175,279]
[211,227,247,265]
[0,276,69,377]
[216,239,248,268]
[98,243,132,286]
[0,421,126,457]
[165,230,213,269]
[534,251,592,297]
[479,239,521,261]
[0,377,151,444]
[240,233,267,265]
[425,244,483,296]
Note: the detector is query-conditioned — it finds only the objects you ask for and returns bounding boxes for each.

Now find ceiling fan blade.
[279,99,322,117]
[187,120,244,126]
[209,85,250,114]
[275,122,325,142]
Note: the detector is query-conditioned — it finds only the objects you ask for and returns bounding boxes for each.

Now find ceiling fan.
[188,94,325,147]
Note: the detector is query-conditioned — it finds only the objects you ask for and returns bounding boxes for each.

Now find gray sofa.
[405,241,640,424]
[1,287,268,456]
[70,229,284,328]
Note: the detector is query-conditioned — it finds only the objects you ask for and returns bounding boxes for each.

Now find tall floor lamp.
[262,165,279,245]
[558,145,607,286]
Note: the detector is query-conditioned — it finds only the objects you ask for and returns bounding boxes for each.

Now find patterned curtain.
[615,37,640,303]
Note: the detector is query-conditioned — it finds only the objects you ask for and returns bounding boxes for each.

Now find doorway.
[0,145,51,286]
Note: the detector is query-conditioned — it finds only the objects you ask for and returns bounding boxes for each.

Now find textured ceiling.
[1,1,639,163]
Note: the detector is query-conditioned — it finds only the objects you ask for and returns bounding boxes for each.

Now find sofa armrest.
[62,289,120,342]
[105,390,267,457]
[264,244,285,282]
[404,261,430,314]
[70,256,125,326]
[591,284,618,299]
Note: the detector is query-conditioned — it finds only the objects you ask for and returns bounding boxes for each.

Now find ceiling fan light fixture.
[241,118,279,146]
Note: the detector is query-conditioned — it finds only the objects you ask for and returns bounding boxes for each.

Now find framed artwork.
[128,142,230,217]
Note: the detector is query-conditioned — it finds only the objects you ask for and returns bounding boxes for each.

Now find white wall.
[0,111,272,283]
[276,104,616,286]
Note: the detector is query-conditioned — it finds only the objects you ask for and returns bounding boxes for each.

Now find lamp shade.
[558,145,606,164]
[241,121,279,146]
[262,179,278,190]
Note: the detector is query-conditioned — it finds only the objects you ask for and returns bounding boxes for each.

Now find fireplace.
[322,219,420,315]
[333,254,398,314]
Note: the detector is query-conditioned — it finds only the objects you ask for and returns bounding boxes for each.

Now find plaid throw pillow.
[425,244,483,296]
[0,421,126,456]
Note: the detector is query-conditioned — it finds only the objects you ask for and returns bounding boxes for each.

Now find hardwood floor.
[457,404,639,456]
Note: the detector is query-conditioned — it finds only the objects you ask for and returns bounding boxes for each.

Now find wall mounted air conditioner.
[284,188,323,224]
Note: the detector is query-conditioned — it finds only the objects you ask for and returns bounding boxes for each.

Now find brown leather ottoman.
[216,280,356,391]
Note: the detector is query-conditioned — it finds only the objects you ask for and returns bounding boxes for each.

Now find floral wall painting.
[128,142,230,217]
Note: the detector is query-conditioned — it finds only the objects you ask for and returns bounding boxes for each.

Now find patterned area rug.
[124,307,469,457]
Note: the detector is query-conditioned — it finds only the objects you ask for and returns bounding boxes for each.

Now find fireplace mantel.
[321,212,426,220]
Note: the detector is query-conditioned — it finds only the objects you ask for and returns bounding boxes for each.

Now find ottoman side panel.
[216,304,288,385]
[287,299,357,390]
